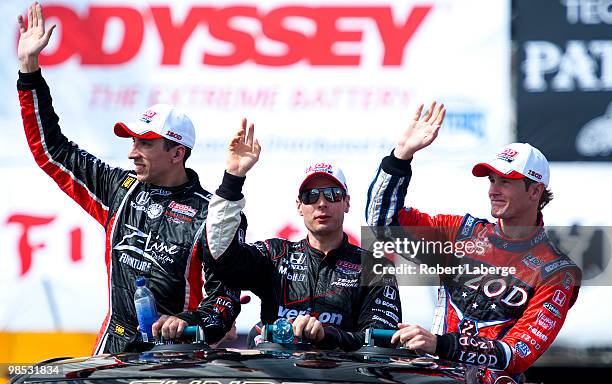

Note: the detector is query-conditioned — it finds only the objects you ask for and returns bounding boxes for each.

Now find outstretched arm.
[17,4,129,225]
[366,102,451,229]
[226,118,262,177]
[394,101,446,160]
[18,2,56,73]
[205,120,275,292]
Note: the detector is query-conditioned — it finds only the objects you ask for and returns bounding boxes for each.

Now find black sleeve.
[176,263,242,344]
[316,256,402,351]
[18,69,131,226]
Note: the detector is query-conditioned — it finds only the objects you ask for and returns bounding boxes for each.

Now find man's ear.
[296,199,304,216]
[529,183,544,202]
[172,146,185,164]
[344,194,350,213]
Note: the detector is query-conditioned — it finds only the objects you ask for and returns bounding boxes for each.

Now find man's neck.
[499,210,540,239]
[307,231,345,255]
[157,167,189,188]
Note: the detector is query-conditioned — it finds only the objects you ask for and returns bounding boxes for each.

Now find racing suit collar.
[490,215,548,252]
[149,168,200,197]
[303,233,351,260]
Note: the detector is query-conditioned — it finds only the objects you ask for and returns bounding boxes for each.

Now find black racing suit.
[203,172,402,351]
[18,70,240,354]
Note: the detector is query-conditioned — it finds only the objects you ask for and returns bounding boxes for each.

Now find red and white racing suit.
[366,153,581,378]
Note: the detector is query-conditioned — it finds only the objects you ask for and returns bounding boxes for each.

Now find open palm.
[17,2,56,70]
[395,102,446,160]
[226,119,261,177]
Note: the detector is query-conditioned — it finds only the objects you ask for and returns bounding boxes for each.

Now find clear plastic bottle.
[134,276,159,342]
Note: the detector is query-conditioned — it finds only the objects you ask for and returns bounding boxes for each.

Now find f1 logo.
[383,286,396,300]
[552,290,566,307]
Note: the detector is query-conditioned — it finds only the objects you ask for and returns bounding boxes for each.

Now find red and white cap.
[299,161,348,193]
[114,104,196,149]
[472,143,550,186]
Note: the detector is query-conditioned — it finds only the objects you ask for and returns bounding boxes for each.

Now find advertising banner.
[516,0,612,161]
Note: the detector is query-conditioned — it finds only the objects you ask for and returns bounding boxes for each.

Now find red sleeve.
[435,267,581,375]
[498,268,580,374]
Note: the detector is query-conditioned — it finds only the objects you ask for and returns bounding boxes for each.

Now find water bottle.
[134,276,158,342]
[272,318,294,344]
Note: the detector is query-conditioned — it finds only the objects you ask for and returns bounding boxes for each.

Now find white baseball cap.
[472,143,550,186]
[114,104,196,149]
[299,161,348,193]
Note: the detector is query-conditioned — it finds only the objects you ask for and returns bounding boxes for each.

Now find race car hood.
[10,346,465,383]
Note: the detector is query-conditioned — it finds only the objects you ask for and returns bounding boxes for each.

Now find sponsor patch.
[122,176,136,189]
[372,315,395,327]
[541,257,574,279]
[458,318,478,336]
[134,191,151,206]
[147,203,164,219]
[305,162,333,174]
[335,260,361,274]
[140,109,157,123]
[216,297,232,307]
[552,290,567,307]
[115,324,125,336]
[562,272,574,290]
[331,277,359,287]
[456,214,482,241]
[150,188,171,196]
[372,307,400,323]
[374,298,400,312]
[164,210,193,223]
[527,324,549,342]
[522,254,542,270]
[166,130,182,140]
[543,302,562,319]
[277,306,343,325]
[383,286,397,300]
[130,201,147,211]
[118,252,152,273]
[169,201,197,217]
[520,333,541,350]
[497,148,518,162]
[515,341,531,358]
[528,169,542,180]
[290,252,306,265]
[536,312,557,330]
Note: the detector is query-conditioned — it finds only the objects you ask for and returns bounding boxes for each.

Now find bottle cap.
[136,276,146,287]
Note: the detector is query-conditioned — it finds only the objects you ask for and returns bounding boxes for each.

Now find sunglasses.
[299,187,346,205]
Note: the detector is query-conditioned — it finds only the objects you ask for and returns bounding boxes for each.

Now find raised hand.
[394,102,446,160]
[226,118,261,177]
[17,2,56,73]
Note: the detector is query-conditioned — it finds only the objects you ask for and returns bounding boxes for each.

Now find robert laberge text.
[372,263,516,277]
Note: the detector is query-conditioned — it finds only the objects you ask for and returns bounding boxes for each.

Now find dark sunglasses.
[299,187,346,205]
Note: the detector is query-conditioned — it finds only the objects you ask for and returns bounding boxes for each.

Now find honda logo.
[383,286,396,300]
[135,191,150,206]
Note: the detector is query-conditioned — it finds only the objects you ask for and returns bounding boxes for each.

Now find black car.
[10,327,469,384]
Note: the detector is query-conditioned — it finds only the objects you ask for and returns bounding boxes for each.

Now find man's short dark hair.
[524,178,553,211]
[163,138,191,166]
